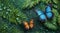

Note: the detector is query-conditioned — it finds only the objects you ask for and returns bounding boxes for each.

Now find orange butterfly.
[23,19,34,30]
[23,21,29,30]
[29,19,34,29]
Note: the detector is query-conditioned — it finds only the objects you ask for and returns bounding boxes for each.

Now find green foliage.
[0,0,60,33]
[0,18,24,33]
[44,22,57,30]
[58,15,60,26]
[0,0,28,24]
[10,0,40,9]
[58,0,60,14]
[52,0,58,4]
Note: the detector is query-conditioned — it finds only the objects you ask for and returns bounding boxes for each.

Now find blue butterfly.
[45,5,53,19]
[35,9,46,22]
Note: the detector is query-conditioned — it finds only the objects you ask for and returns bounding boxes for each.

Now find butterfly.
[23,21,29,30]
[29,19,34,29]
[23,19,34,30]
[45,5,53,19]
[35,9,46,22]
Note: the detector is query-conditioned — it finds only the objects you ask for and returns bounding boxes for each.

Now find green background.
[0,0,60,33]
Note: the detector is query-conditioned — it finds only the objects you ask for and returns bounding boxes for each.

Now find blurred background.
[0,0,60,33]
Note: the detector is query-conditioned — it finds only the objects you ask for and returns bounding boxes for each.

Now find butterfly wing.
[35,9,46,22]
[45,6,51,12]
[23,22,29,30]
[45,5,53,19]
[29,19,34,29]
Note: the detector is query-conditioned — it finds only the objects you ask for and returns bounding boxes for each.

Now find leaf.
[44,22,57,30]
[58,15,60,26]
[10,0,40,9]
